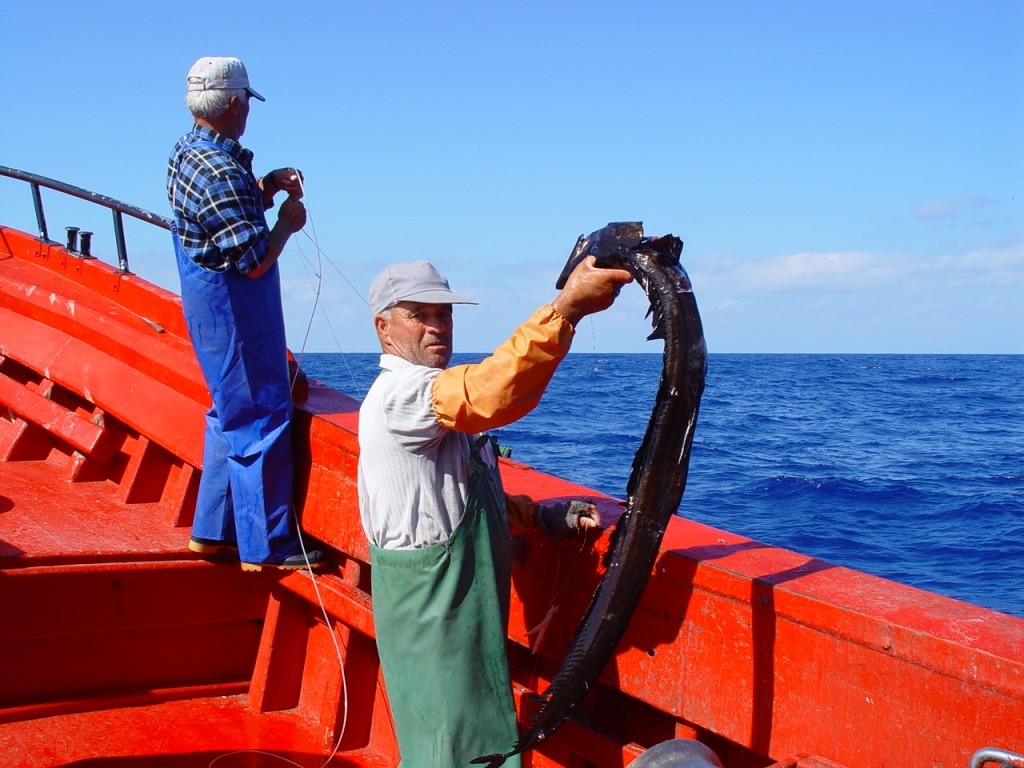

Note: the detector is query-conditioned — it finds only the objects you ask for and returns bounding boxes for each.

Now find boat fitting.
[970,748,1024,768]
[628,739,723,768]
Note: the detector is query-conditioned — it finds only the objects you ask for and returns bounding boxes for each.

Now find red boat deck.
[1,457,190,563]
[0,449,340,764]
[0,696,394,768]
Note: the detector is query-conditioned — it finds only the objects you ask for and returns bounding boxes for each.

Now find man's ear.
[374,314,391,346]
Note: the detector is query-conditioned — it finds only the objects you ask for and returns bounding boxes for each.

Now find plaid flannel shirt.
[166,125,269,273]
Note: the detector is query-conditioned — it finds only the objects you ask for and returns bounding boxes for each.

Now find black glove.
[537,499,595,538]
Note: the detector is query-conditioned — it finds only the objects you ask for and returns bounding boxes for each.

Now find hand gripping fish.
[474,222,708,766]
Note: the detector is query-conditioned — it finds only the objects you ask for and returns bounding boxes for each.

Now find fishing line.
[295,533,351,766]
[289,174,323,393]
[293,232,372,401]
[288,177,373,401]
[525,526,594,663]
[209,749,311,768]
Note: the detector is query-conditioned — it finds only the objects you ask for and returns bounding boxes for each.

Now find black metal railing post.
[30,182,50,242]
[112,210,130,273]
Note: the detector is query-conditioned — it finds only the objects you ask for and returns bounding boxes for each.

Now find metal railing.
[0,165,170,274]
[971,748,1024,768]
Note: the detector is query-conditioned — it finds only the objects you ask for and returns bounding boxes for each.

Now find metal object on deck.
[628,739,723,768]
[971,748,1024,768]
[80,231,93,258]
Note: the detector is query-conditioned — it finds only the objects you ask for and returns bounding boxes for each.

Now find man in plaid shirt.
[167,56,325,571]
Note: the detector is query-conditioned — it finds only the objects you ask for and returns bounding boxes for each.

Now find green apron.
[370,436,522,768]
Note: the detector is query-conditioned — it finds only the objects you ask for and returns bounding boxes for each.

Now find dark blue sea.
[301,353,1024,619]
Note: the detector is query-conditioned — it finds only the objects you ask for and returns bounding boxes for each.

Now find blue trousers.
[173,227,300,564]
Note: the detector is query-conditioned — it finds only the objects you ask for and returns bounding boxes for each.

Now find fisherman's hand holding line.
[278,196,307,232]
[260,167,305,206]
[534,499,601,537]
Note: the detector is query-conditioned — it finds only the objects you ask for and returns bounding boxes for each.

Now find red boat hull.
[1,219,1022,768]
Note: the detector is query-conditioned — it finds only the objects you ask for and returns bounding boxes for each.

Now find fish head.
[555,221,645,288]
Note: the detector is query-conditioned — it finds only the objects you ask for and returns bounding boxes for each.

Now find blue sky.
[2,1,1021,354]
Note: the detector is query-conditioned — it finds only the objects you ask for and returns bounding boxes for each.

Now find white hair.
[185,88,246,120]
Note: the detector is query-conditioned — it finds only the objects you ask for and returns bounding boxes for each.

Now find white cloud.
[693,237,1024,299]
[914,195,993,221]
[694,250,914,294]
[954,240,1024,286]
[280,236,1024,354]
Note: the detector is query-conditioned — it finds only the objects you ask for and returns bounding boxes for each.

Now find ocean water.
[300,352,1024,619]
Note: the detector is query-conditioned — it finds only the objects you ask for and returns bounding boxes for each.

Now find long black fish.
[475,221,707,767]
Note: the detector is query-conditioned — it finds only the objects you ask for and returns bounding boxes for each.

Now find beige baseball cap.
[368,261,477,315]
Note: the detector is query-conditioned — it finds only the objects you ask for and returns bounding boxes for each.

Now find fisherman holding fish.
[358,256,632,767]
[166,56,326,571]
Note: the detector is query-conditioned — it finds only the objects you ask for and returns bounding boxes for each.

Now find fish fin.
[649,234,683,265]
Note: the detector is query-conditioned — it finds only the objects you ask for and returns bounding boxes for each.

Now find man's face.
[376,301,454,369]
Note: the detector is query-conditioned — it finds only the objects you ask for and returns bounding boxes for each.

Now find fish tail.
[470,751,512,767]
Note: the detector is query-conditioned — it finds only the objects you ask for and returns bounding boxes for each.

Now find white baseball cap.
[186,56,265,101]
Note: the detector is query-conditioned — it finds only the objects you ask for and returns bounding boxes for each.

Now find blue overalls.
[170,139,300,565]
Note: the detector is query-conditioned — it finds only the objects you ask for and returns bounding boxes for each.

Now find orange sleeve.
[431,304,574,434]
